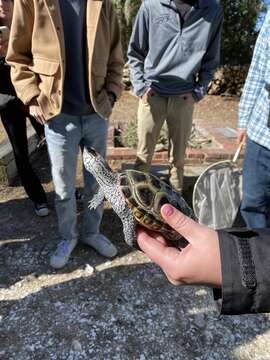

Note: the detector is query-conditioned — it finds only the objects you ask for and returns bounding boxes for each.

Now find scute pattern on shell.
[119,170,195,244]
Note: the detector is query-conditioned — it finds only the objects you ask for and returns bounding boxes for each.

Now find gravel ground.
[1,93,270,359]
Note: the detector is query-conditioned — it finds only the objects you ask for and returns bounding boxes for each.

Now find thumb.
[161,204,213,244]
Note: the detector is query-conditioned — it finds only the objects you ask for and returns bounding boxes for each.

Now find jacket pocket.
[29,58,59,96]
[92,60,108,99]
[92,60,107,93]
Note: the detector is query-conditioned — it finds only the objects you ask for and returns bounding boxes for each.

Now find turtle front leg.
[88,188,105,210]
[121,211,138,248]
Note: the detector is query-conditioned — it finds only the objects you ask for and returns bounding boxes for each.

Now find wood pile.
[122,63,132,90]
[207,65,249,96]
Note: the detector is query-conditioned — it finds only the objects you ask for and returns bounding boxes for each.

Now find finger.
[137,227,166,246]
[137,229,181,270]
[137,230,182,285]
[160,204,215,244]
[137,227,169,246]
[141,228,167,245]
[37,110,46,124]
[36,114,44,125]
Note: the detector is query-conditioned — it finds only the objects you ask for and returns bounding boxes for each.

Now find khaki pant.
[135,94,194,192]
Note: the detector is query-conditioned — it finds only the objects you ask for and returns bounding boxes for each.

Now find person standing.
[7,0,124,268]
[0,0,49,217]
[128,0,223,192]
[237,11,270,228]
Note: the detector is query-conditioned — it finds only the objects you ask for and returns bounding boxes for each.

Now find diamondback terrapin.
[83,148,196,248]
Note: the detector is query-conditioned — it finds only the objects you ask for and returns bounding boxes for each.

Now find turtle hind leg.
[121,211,138,248]
[88,188,105,209]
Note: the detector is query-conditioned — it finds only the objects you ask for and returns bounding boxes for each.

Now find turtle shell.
[119,170,195,244]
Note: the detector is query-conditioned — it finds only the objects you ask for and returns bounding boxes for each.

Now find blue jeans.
[241,138,270,228]
[45,113,108,241]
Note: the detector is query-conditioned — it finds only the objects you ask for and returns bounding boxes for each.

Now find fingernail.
[162,204,174,217]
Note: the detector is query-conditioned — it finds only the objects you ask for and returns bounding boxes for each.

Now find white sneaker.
[82,234,117,258]
[50,239,77,269]
[34,203,49,217]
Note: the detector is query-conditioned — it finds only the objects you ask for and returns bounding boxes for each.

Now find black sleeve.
[213,228,270,315]
[0,59,18,110]
[0,58,17,96]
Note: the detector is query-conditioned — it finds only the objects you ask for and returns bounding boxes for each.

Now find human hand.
[180,92,195,103]
[236,128,247,145]
[29,98,46,124]
[141,88,155,103]
[137,204,222,287]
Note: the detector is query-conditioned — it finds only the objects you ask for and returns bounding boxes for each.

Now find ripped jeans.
[45,113,108,241]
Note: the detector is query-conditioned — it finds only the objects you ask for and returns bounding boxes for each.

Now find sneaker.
[34,203,49,217]
[82,234,117,258]
[50,239,78,269]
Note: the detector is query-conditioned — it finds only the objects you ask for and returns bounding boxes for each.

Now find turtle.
[83,147,196,248]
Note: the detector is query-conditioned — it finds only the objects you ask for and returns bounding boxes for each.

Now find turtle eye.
[87,147,98,156]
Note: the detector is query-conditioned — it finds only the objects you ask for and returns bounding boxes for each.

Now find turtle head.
[84,147,100,160]
[83,147,117,185]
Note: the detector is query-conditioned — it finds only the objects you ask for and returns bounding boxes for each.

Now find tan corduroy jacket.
[6,0,124,121]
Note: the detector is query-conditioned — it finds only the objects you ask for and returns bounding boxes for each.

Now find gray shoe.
[34,203,49,217]
[82,234,117,258]
[50,239,77,269]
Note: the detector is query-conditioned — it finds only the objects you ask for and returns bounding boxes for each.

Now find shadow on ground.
[0,195,133,288]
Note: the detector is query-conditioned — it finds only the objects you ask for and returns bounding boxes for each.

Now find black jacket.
[0,58,17,111]
[214,228,270,315]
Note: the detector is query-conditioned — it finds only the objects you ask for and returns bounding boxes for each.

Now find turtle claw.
[88,199,98,210]
[88,190,105,210]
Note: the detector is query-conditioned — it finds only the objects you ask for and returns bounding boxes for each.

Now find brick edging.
[107,124,243,165]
